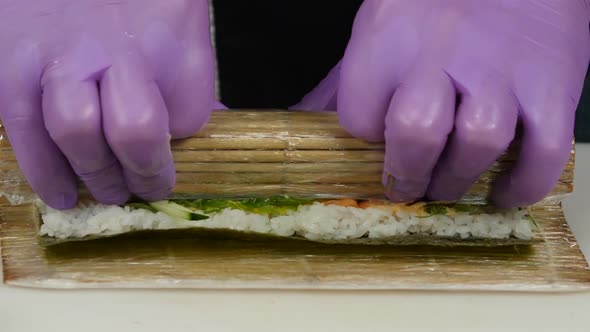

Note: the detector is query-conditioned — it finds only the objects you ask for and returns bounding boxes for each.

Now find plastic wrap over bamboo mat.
[1,110,589,291]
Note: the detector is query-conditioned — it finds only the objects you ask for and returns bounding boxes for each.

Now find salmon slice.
[358,200,429,217]
[321,199,359,208]
[321,199,432,218]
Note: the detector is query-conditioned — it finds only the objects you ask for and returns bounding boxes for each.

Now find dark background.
[212,0,590,142]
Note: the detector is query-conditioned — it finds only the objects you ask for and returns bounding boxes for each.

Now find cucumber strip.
[126,202,158,213]
[525,214,539,230]
[149,201,210,221]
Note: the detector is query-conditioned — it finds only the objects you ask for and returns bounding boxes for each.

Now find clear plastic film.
[0,110,577,205]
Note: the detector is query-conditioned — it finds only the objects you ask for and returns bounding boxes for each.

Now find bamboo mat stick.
[172,183,387,197]
[172,137,385,150]
[171,150,386,163]
[203,117,344,129]
[174,162,386,173]
[175,172,382,184]
[0,161,385,173]
[0,148,530,164]
[193,127,353,138]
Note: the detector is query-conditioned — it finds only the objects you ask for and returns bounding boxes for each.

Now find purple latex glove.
[295,0,590,208]
[0,0,216,209]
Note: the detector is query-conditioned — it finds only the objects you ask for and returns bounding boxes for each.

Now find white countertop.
[2,146,590,332]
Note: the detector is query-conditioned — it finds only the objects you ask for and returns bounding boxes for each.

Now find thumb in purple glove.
[0,0,217,209]
[296,0,590,208]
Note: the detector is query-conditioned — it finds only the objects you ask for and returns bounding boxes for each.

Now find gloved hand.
[0,0,216,209]
[295,0,590,208]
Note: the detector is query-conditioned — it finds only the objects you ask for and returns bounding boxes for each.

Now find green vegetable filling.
[525,214,539,230]
[174,196,314,217]
[125,197,533,224]
[423,203,448,216]
[126,202,158,213]
[422,203,494,216]
[125,196,316,220]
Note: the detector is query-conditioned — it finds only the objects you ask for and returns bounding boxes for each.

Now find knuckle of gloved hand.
[386,109,449,149]
[455,115,514,154]
[165,51,215,139]
[168,91,214,139]
[46,108,100,146]
[339,115,385,143]
[106,115,168,155]
[169,110,211,139]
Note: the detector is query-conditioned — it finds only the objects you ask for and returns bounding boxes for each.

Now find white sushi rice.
[37,201,536,241]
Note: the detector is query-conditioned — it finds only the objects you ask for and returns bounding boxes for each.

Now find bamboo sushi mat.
[1,110,589,291]
[1,203,590,291]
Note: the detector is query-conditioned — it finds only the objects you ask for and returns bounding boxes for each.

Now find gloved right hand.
[295,0,590,208]
[0,0,216,209]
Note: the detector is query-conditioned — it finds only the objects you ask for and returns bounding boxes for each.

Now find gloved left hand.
[0,0,217,209]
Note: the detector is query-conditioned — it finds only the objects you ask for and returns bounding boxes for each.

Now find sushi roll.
[35,196,539,247]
